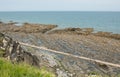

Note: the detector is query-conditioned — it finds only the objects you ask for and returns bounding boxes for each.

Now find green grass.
[0,58,55,77]
[0,49,5,57]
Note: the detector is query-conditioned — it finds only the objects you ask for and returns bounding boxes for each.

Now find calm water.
[0,11,120,33]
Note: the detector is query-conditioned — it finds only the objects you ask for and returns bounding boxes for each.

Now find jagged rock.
[0,33,71,77]
[0,33,40,67]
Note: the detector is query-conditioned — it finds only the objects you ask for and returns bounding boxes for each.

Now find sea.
[0,11,120,34]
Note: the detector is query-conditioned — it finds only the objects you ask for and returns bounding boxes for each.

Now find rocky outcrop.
[48,28,94,35]
[0,22,120,40]
[94,31,120,40]
[0,33,39,67]
[3,32,120,77]
[47,27,120,40]
[0,22,57,33]
[0,22,120,77]
[0,33,72,77]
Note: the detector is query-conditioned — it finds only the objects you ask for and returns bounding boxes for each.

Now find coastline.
[0,11,120,34]
[0,21,120,40]
[0,21,120,76]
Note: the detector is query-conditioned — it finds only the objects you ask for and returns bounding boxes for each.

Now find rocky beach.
[0,21,120,77]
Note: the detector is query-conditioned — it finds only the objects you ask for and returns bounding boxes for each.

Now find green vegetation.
[0,49,5,57]
[0,58,55,77]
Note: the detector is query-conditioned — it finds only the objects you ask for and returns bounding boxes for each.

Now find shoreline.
[0,11,120,34]
[0,21,120,40]
[1,20,120,34]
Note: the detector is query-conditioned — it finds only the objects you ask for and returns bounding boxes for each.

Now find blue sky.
[0,0,120,11]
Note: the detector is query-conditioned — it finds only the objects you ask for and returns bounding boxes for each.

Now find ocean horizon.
[0,11,120,33]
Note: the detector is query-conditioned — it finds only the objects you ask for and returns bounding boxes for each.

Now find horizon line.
[0,10,120,12]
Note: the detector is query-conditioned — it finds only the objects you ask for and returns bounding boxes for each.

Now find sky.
[0,0,120,11]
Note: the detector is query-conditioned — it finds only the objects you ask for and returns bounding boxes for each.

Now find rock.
[0,33,40,67]
[56,68,68,77]
[0,22,120,77]
[0,22,57,33]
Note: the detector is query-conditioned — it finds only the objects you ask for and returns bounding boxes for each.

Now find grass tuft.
[0,58,55,77]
